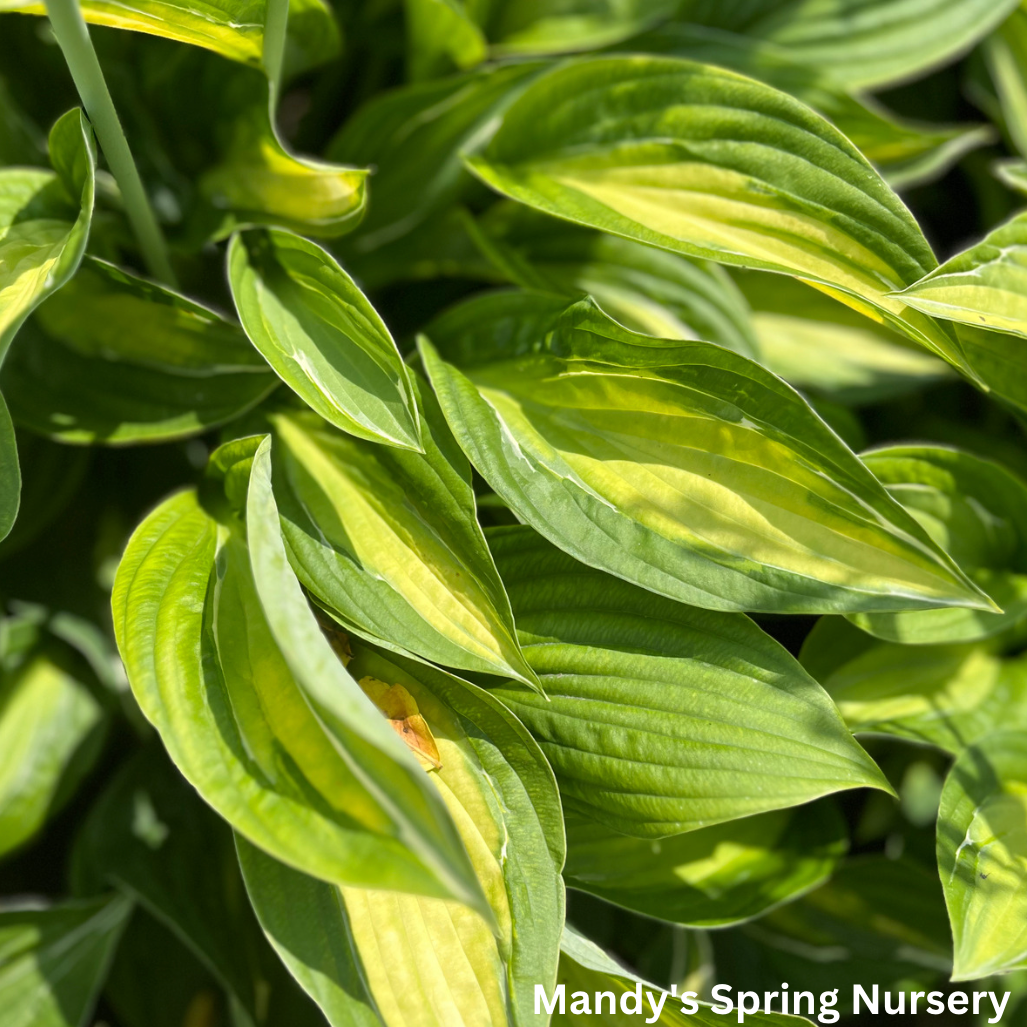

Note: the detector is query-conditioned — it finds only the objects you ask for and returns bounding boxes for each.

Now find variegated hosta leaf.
[2,256,275,444]
[486,525,891,837]
[800,616,1027,753]
[269,403,539,689]
[896,211,1027,339]
[475,203,760,356]
[463,55,974,374]
[676,0,1021,91]
[228,228,421,451]
[738,273,952,405]
[237,645,564,1027]
[422,296,987,614]
[0,650,105,860]
[111,473,485,909]
[0,109,94,361]
[0,0,340,77]
[563,803,846,929]
[847,446,1027,643]
[0,894,132,1027]
[938,730,1027,980]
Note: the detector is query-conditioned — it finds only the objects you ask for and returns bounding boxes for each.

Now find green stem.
[262,0,291,100]
[44,0,176,287]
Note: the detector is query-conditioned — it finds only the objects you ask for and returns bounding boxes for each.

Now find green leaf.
[404,0,488,79]
[564,803,847,929]
[0,108,94,361]
[270,404,539,688]
[676,0,1021,91]
[486,525,891,837]
[938,730,1027,980]
[738,273,952,405]
[555,925,811,1025]
[238,643,564,1027]
[847,446,1027,643]
[227,229,421,451]
[0,0,340,78]
[463,56,972,372]
[0,894,132,1027]
[0,394,18,542]
[985,1,1027,160]
[0,650,105,859]
[421,296,988,615]
[800,616,1027,753]
[328,63,545,251]
[475,203,760,356]
[2,256,275,444]
[111,486,479,904]
[896,211,1027,339]
[245,437,491,916]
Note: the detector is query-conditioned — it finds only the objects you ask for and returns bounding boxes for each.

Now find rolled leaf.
[2,257,276,444]
[421,297,988,615]
[228,229,421,451]
[800,616,1027,754]
[463,56,970,371]
[111,485,481,905]
[270,405,539,688]
[0,395,17,542]
[564,803,846,928]
[896,211,1027,339]
[938,730,1027,980]
[0,894,132,1027]
[848,446,1027,643]
[238,643,564,1027]
[0,0,340,77]
[487,525,891,837]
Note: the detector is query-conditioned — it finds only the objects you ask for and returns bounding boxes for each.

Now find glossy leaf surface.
[270,406,538,687]
[228,229,420,450]
[938,730,1027,980]
[422,297,986,615]
[487,525,890,836]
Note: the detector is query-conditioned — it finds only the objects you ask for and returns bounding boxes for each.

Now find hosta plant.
[4,0,1027,1024]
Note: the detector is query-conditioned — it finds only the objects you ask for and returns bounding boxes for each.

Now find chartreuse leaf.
[738,273,952,405]
[555,925,811,1026]
[228,229,421,451]
[463,56,975,373]
[800,616,1027,753]
[0,894,132,1027]
[404,0,488,80]
[421,296,987,615]
[111,483,483,908]
[486,525,891,837]
[938,730,1027,980]
[0,0,339,77]
[564,802,847,929]
[896,212,1027,340]
[475,203,759,356]
[847,446,1027,643]
[677,0,1020,91]
[0,650,105,859]
[270,402,539,688]
[1,256,275,444]
[238,643,564,1027]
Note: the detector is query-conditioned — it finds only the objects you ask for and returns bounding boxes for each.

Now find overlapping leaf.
[422,296,987,614]
[238,643,564,1027]
[228,228,421,450]
[3,256,275,444]
[486,525,891,837]
[938,730,1027,980]
[564,803,846,928]
[270,405,539,687]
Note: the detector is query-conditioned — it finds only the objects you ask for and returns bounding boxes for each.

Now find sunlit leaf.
[228,228,421,451]
[938,730,1027,980]
[486,525,891,837]
[421,296,988,614]
[564,803,846,928]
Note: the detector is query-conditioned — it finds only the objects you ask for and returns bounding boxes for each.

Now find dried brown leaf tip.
[359,676,443,772]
